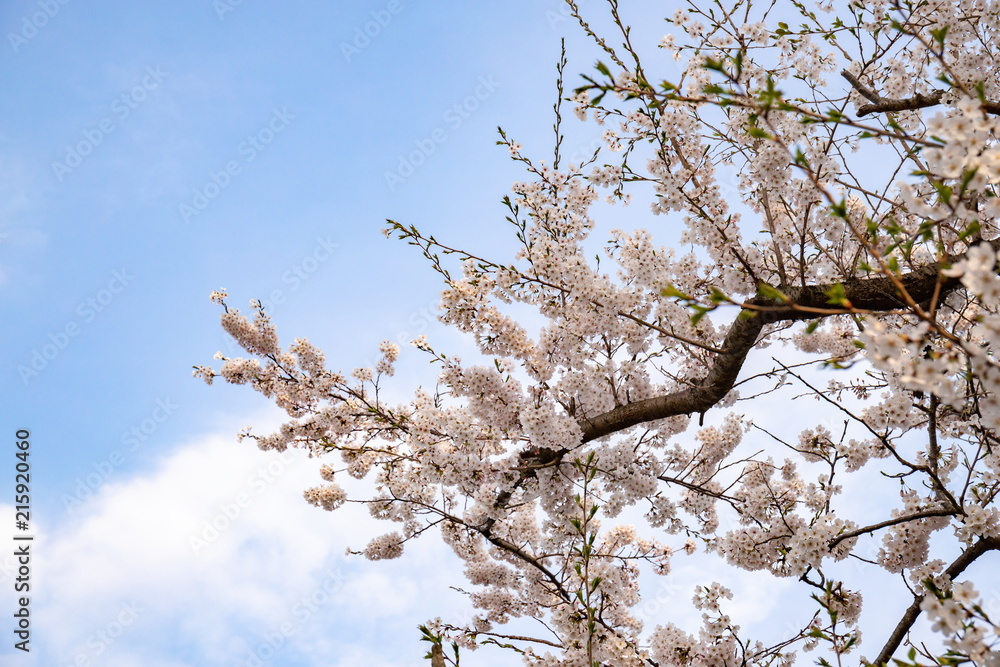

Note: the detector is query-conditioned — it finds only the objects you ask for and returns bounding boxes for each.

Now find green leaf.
[824,283,851,308]
[960,219,982,240]
[830,199,848,219]
[866,219,879,240]
[930,24,949,47]
[960,167,978,193]
[661,284,691,300]
[690,305,712,326]
[709,287,731,304]
[757,282,791,303]
[932,180,953,204]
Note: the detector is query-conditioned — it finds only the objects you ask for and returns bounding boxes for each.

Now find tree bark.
[841,69,1000,116]
[430,643,446,667]
[581,257,963,442]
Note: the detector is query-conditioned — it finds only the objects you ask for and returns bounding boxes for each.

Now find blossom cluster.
[199,0,1000,664]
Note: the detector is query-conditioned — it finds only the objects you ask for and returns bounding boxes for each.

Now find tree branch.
[857,90,945,117]
[580,257,966,443]
[872,536,1000,666]
[827,508,956,549]
[476,525,574,605]
[430,643,446,667]
[841,69,1000,116]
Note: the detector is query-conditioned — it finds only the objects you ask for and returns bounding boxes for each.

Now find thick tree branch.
[857,90,945,117]
[580,256,967,443]
[872,536,1000,666]
[841,69,1000,116]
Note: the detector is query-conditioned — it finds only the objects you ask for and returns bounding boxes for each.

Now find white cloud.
[0,429,488,667]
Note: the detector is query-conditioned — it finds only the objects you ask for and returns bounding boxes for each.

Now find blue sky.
[0,2,620,664]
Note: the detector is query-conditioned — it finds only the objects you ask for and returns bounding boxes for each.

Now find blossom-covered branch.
[199,0,1000,664]
[581,251,978,442]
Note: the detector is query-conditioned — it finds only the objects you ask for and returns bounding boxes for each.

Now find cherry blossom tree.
[196,0,1000,664]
